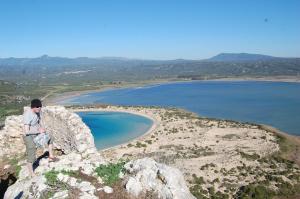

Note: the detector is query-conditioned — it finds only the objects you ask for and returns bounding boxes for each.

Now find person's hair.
[31,99,42,108]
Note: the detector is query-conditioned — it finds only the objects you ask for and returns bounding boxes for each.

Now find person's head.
[31,99,42,113]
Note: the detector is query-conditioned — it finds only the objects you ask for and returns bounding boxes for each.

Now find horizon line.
[0,52,300,60]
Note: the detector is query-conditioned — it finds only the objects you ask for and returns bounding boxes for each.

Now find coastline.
[69,105,300,155]
[45,76,300,105]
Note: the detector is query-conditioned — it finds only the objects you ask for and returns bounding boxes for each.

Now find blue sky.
[0,0,299,59]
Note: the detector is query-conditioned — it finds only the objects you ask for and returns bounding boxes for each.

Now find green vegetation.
[43,170,69,198]
[222,134,240,139]
[235,181,300,199]
[127,143,133,147]
[0,80,54,122]
[235,184,273,199]
[60,169,80,178]
[275,133,290,154]
[135,141,147,148]
[189,174,229,199]
[145,140,152,144]
[179,146,215,158]
[8,156,23,178]
[238,151,260,161]
[44,170,60,186]
[94,161,126,185]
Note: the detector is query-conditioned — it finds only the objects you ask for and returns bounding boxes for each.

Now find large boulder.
[124,157,196,199]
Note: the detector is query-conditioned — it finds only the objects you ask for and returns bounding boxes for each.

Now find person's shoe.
[30,173,36,178]
[48,156,59,162]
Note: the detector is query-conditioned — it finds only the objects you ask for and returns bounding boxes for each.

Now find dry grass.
[260,124,300,167]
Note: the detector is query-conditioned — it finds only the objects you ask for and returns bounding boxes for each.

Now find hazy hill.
[208,53,279,62]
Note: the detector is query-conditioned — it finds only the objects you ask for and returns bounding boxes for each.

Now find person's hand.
[39,127,46,134]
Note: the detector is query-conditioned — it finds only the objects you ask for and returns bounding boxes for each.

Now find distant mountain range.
[0,53,299,84]
[0,53,297,66]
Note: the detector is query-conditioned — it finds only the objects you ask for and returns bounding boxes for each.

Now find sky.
[0,0,299,59]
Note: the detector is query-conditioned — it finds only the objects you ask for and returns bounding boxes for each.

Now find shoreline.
[68,107,159,152]
[68,105,299,159]
[45,76,300,105]
[44,79,177,105]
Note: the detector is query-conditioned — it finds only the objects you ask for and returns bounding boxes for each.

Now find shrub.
[44,170,60,186]
[235,184,274,199]
[145,140,152,144]
[239,151,260,160]
[94,161,126,185]
[9,157,22,178]
[61,169,80,178]
[135,141,147,148]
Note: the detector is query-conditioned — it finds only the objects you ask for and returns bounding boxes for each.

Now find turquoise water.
[64,81,300,136]
[76,111,153,149]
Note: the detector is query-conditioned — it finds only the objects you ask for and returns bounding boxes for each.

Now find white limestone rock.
[124,157,196,199]
[51,190,69,199]
[126,177,143,197]
[78,181,96,193]
[4,175,47,199]
[103,186,113,194]
[68,176,78,187]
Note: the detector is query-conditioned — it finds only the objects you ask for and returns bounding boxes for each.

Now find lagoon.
[76,111,153,150]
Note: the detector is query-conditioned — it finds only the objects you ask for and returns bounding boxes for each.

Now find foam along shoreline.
[68,107,159,151]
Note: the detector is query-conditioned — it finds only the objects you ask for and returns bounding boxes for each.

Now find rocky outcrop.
[0,106,97,157]
[4,155,194,199]
[4,152,106,199]
[40,106,96,154]
[124,158,196,199]
[0,115,25,157]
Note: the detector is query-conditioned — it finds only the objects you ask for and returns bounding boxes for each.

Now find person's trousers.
[23,133,54,163]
